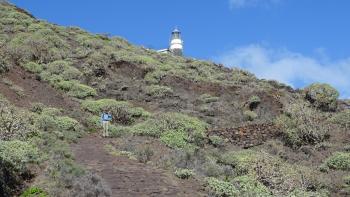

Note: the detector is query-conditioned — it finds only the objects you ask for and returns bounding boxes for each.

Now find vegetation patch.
[325,152,350,171]
[218,150,324,195]
[304,83,339,111]
[81,99,149,125]
[174,168,194,179]
[132,112,208,149]
[20,187,48,197]
[198,94,219,104]
[0,102,36,141]
[328,109,350,129]
[0,140,40,172]
[275,102,330,148]
[208,135,225,147]
[145,85,173,98]
[23,61,43,74]
[243,110,258,121]
[205,177,237,197]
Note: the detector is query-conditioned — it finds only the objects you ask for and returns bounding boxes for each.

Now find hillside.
[1,2,350,197]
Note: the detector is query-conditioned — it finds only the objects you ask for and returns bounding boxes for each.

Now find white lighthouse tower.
[169,28,183,56]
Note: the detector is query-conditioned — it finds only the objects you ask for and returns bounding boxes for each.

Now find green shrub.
[219,150,258,176]
[85,115,101,129]
[203,159,224,177]
[0,103,36,141]
[325,152,350,171]
[144,70,167,84]
[174,168,194,179]
[209,135,225,147]
[232,175,271,196]
[67,82,97,99]
[109,125,130,137]
[205,177,237,197]
[160,131,190,149]
[6,30,68,64]
[23,62,43,73]
[34,107,81,132]
[304,83,339,111]
[61,66,82,80]
[344,176,350,185]
[0,140,40,172]
[39,69,95,99]
[243,110,258,121]
[133,112,207,148]
[0,58,10,73]
[20,187,48,197]
[219,150,323,195]
[275,102,330,148]
[81,99,149,125]
[199,94,219,103]
[56,116,81,131]
[328,110,350,129]
[231,68,256,83]
[145,85,173,98]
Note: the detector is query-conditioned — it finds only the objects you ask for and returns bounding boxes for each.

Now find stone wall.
[208,123,280,148]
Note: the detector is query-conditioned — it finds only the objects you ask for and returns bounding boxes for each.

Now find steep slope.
[0,2,350,197]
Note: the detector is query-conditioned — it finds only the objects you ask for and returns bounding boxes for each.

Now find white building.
[158,28,183,56]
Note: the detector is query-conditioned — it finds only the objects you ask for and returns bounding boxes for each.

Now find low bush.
[328,110,350,129]
[23,62,43,73]
[81,99,149,125]
[0,102,36,141]
[67,82,97,99]
[145,85,173,98]
[325,152,350,171]
[230,68,256,83]
[144,70,167,84]
[344,176,350,187]
[0,140,40,173]
[132,112,208,148]
[219,150,324,195]
[0,58,10,73]
[209,135,225,147]
[232,175,271,196]
[34,107,81,132]
[243,110,258,121]
[20,187,48,197]
[205,177,237,197]
[304,83,339,111]
[202,159,224,177]
[174,168,194,179]
[198,94,219,104]
[275,102,330,148]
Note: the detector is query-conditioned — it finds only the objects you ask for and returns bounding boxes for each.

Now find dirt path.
[71,135,206,197]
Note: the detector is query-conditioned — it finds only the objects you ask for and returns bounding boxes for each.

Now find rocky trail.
[71,134,205,197]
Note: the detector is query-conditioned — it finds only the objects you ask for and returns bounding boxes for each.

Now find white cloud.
[215,44,350,98]
[229,0,282,9]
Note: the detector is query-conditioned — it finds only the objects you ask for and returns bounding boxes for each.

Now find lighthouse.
[169,28,183,56]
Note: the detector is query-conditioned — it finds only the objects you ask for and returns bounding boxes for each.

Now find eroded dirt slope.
[71,135,206,197]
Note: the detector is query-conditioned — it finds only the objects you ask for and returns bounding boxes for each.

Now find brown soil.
[71,134,206,197]
[0,66,78,110]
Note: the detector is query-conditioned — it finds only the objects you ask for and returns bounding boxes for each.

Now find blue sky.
[10,0,350,98]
